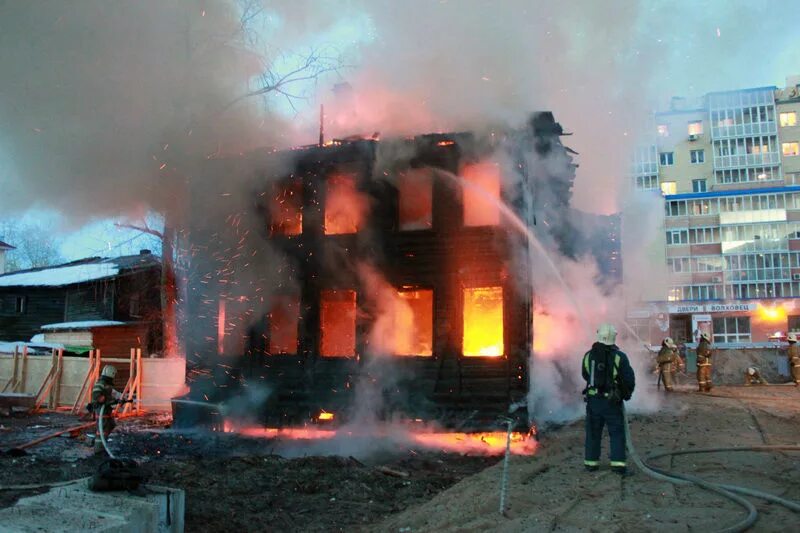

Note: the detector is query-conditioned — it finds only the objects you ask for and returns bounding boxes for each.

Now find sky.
[0,0,799,261]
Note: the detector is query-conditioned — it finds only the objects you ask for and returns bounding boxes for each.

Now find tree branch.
[114,222,164,239]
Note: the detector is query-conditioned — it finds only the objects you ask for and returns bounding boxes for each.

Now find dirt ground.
[379,384,800,532]
[2,384,799,532]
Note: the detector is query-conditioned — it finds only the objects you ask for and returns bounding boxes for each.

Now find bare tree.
[0,220,64,272]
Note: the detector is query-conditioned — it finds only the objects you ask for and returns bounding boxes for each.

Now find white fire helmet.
[596,323,617,345]
[700,332,711,342]
[789,332,798,343]
[101,365,117,379]
[748,367,757,376]
[664,337,677,349]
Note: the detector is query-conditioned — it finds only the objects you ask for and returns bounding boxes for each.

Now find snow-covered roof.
[41,320,126,331]
[0,263,119,287]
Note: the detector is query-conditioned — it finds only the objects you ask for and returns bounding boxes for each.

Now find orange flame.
[462,162,501,226]
[324,172,368,235]
[463,287,504,357]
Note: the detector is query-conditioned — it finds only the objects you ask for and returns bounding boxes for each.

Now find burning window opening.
[269,181,302,236]
[462,162,501,226]
[217,299,226,355]
[324,172,365,235]
[393,289,434,356]
[398,168,433,231]
[463,286,504,357]
[317,411,334,421]
[320,289,357,357]
[268,296,300,354]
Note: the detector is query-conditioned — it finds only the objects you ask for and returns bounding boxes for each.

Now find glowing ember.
[436,140,456,146]
[318,411,334,421]
[462,161,501,226]
[217,299,226,355]
[463,287,504,357]
[269,181,302,236]
[398,168,433,230]
[320,289,357,357]
[410,431,536,456]
[324,172,367,234]
[268,296,299,354]
[394,289,433,356]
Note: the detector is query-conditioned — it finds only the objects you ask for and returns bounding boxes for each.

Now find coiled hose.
[623,405,800,532]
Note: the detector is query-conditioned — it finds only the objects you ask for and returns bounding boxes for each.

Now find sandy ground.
[379,385,800,532]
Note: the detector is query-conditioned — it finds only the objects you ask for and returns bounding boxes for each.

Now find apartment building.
[627,76,800,346]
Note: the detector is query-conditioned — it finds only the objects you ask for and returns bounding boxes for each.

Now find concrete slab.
[0,481,184,533]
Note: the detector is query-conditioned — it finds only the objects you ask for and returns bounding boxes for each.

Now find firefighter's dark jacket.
[582,342,636,400]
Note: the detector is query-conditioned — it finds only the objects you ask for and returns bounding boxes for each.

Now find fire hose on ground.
[622,405,800,532]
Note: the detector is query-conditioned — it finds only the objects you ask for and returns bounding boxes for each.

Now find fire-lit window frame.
[462,286,504,357]
[393,288,434,357]
[397,168,434,231]
[267,295,300,355]
[269,179,303,237]
[461,161,502,227]
[780,112,797,128]
[324,172,367,235]
[782,142,800,157]
[687,121,703,136]
[319,289,358,358]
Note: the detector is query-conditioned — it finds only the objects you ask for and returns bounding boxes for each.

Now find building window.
[268,296,299,355]
[320,290,357,357]
[14,296,26,314]
[398,169,433,230]
[692,179,707,193]
[712,316,750,343]
[634,175,659,191]
[780,112,797,127]
[129,294,141,318]
[667,257,690,273]
[324,173,367,235]
[659,152,674,166]
[666,200,687,217]
[462,162,501,226]
[462,287,503,357]
[269,181,303,236]
[688,121,703,136]
[666,229,688,245]
[660,181,677,195]
[787,172,800,185]
[393,289,434,356]
[657,124,669,137]
[782,142,799,157]
[690,149,705,164]
[788,315,800,332]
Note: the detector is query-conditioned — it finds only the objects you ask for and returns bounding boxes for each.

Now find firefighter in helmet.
[582,323,636,475]
[696,332,713,392]
[91,365,122,453]
[744,366,766,386]
[656,337,681,392]
[787,333,800,386]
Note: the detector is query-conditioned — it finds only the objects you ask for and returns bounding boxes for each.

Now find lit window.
[688,121,703,136]
[661,181,677,195]
[659,152,674,166]
[463,287,503,357]
[268,296,299,354]
[320,290,357,357]
[692,179,707,193]
[392,289,433,356]
[398,169,433,230]
[324,173,368,235]
[690,149,705,164]
[782,142,800,157]
[657,124,669,137]
[780,112,797,127]
[462,162,501,226]
[269,181,303,236]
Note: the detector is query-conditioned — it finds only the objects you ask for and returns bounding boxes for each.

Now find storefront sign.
[668,304,703,314]
[705,303,757,313]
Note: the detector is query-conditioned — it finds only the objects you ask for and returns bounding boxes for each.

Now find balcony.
[713,152,781,170]
[711,121,777,140]
[631,161,658,176]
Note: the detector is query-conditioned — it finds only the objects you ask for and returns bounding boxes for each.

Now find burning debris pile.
[175,112,602,441]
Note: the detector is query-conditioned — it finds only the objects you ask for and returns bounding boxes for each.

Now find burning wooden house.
[181,112,577,430]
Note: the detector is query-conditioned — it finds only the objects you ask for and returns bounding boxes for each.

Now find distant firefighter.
[696,332,713,392]
[744,367,767,386]
[656,337,681,392]
[787,333,800,386]
[582,323,635,476]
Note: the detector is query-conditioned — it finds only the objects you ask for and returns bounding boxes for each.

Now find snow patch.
[41,320,126,331]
